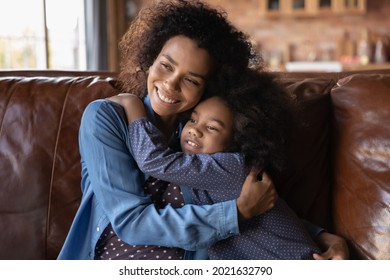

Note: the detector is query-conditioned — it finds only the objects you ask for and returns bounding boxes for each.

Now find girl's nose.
[188,127,202,138]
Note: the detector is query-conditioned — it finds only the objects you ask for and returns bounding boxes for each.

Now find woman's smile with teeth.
[157,88,178,104]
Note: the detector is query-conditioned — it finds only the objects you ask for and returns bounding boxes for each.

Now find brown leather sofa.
[0,70,389,260]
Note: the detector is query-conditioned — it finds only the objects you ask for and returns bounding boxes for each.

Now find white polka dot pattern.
[94,176,187,260]
[127,119,322,259]
[208,199,321,259]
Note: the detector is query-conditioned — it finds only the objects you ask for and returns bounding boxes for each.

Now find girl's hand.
[236,169,278,221]
[107,93,146,122]
[313,231,349,260]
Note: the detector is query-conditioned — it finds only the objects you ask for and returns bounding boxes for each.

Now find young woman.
[58,0,276,260]
[58,0,348,260]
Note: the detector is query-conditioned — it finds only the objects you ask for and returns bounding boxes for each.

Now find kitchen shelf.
[259,0,366,17]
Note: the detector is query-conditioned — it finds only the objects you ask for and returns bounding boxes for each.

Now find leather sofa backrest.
[1,70,389,260]
[1,72,338,259]
[277,77,336,229]
[331,73,390,260]
[0,73,118,259]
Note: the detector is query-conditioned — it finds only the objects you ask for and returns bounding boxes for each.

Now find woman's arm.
[81,99,239,250]
[82,99,274,251]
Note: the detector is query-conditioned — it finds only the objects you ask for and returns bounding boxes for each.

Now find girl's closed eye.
[188,118,197,124]
[206,125,219,132]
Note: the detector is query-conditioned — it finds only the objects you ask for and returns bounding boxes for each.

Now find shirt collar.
[143,95,156,125]
[143,94,184,149]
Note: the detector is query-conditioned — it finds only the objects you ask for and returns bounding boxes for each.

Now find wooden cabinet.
[332,0,366,14]
[259,0,311,16]
[259,0,366,17]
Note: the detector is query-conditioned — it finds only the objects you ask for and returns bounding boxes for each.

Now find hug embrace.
[58,0,348,260]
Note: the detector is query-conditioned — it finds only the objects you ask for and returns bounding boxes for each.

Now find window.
[0,0,86,70]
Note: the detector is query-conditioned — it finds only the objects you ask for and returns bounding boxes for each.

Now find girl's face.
[180,96,234,154]
[147,36,215,118]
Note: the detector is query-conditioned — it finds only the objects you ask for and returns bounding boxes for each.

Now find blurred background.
[1,0,389,72]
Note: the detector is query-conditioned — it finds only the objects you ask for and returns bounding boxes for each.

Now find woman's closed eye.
[184,77,200,87]
[160,62,173,71]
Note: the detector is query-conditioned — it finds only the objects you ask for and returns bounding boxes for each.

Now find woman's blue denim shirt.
[57,96,239,260]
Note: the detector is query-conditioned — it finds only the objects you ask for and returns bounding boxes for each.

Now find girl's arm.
[108,93,147,121]
[129,118,245,193]
[107,94,246,194]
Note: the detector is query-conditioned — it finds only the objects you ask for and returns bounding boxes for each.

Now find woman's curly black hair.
[118,0,262,96]
[207,67,297,177]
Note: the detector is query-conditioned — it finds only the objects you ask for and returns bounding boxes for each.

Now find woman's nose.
[164,76,179,91]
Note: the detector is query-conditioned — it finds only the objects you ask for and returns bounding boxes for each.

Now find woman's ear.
[135,66,149,75]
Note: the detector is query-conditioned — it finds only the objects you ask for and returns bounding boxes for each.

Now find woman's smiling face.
[147,35,215,118]
[180,96,234,155]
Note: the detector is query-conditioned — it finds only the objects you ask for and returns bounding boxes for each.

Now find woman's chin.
[150,92,181,116]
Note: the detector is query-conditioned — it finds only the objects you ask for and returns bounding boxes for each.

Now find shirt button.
[96,227,100,232]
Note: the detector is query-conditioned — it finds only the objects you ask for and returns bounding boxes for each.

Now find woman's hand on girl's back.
[236,169,278,222]
[107,93,146,122]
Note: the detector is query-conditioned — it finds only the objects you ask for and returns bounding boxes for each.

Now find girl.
[107,68,323,259]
